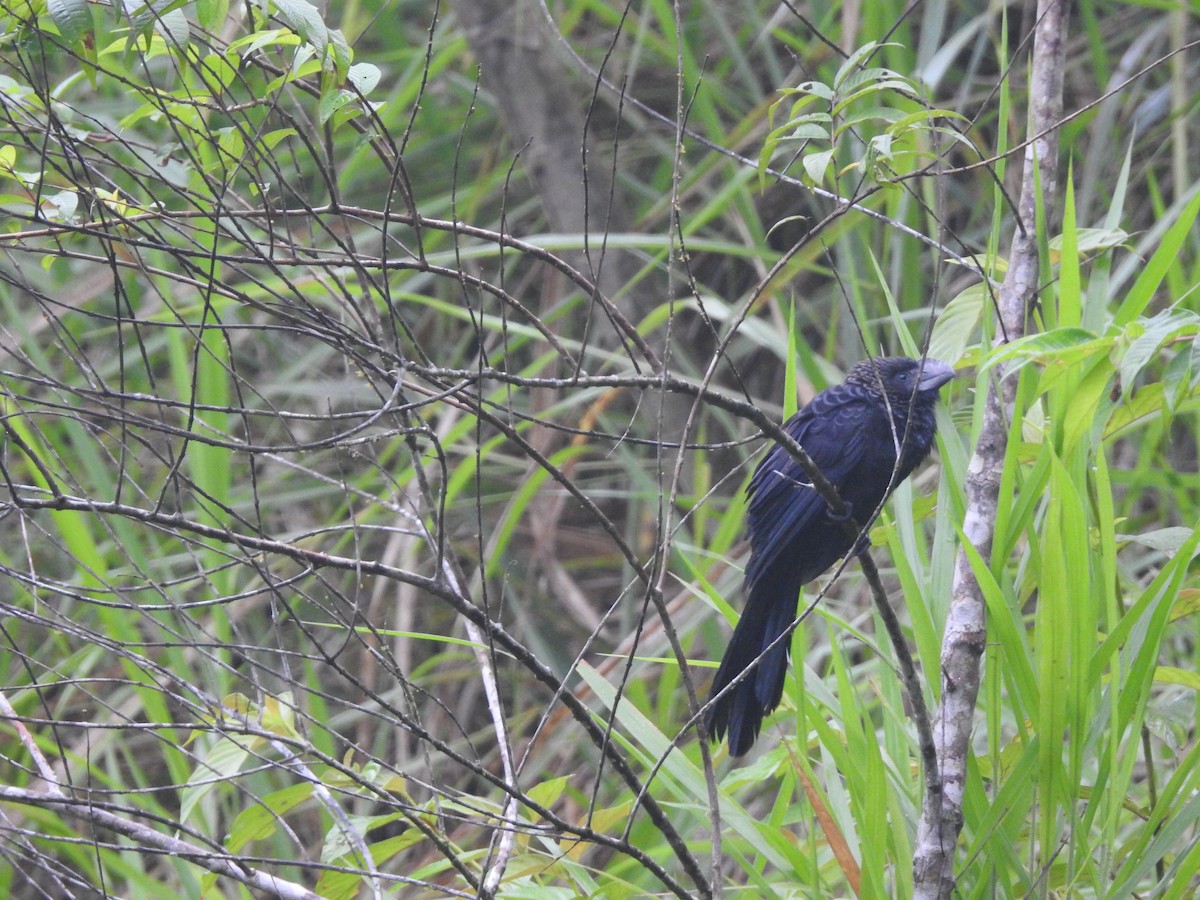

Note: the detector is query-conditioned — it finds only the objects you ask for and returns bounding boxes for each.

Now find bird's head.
[849,356,955,402]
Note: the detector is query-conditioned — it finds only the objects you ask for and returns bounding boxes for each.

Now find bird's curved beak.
[918,358,956,391]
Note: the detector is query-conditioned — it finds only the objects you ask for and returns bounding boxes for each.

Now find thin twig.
[858,553,942,817]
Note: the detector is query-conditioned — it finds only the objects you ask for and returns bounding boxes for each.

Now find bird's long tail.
[704,570,801,756]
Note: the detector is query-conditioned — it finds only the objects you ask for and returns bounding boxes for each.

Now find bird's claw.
[827,503,870,555]
[826,501,855,523]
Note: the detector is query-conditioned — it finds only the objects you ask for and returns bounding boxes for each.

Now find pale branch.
[0,490,705,900]
[0,785,324,900]
[912,0,1068,896]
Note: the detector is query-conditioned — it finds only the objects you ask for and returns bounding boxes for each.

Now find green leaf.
[1169,589,1200,623]
[1056,169,1081,329]
[888,106,971,131]
[197,52,238,94]
[48,0,93,47]
[1117,527,1200,556]
[228,28,302,58]
[322,811,407,862]
[867,132,894,163]
[1114,188,1200,326]
[226,782,314,853]
[1119,309,1200,394]
[1153,667,1200,690]
[274,0,331,51]
[1061,356,1112,453]
[196,0,229,31]
[180,735,256,823]
[526,775,571,810]
[318,89,353,124]
[929,282,988,365]
[326,28,353,79]
[980,327,1111,375]
[347,62,380,95]
[833,41,884,87]
[120,0,190,42]
[785,81,834,103]
[785,298,799,418]
[261,128,297,151]
[213,128,244,169]
[1047,226,1131,262]
[1090,524,1200,689]
[154,7,190,45]
[778,120,830,143]
[831,80,921,117]
[832,105,904,136]
[38,190,78,222]
[802,148,833,186]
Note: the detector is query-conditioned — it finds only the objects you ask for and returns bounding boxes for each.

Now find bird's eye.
[897,371,910,382]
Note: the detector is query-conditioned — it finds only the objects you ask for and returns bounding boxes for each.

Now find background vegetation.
[0,0,1198,897]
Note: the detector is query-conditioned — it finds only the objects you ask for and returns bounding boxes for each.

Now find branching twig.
[0,785,324,900]
[0,489,705,900]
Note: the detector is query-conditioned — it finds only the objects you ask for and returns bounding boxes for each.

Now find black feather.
[705,356,955,756]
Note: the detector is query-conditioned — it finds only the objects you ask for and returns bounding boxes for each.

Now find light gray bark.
[912,1,1068,895]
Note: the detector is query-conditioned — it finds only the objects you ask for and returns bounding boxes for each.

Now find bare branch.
[913,1,1069,894]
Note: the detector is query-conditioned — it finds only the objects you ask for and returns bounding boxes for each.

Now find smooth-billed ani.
[706,356,955,757]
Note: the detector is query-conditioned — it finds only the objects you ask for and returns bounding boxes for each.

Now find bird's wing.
[744,388,878,583]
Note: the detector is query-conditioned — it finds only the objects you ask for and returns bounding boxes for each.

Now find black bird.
[706,356,955,756]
